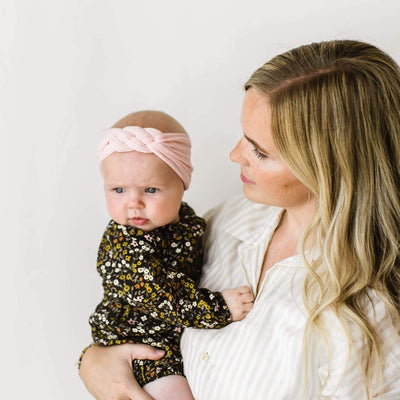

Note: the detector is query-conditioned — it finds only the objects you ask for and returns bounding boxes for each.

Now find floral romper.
[89,202,232,386]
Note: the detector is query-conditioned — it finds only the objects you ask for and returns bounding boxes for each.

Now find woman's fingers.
[79,343,164,400]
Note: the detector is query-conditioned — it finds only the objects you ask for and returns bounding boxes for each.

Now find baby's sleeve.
[123,249,232,329]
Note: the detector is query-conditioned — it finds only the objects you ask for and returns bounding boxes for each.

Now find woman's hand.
[79,343,165,400]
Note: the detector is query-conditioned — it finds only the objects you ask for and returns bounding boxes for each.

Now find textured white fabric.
[180,195,400,399]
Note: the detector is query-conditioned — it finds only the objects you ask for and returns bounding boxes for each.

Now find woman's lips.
[240,173,254,184]
[130,217,149,226]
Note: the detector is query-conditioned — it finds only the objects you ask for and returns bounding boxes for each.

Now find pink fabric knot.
[98,126,193,190]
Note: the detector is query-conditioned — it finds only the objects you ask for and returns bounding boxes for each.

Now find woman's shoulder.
[203,195,279,232]
[204,195,260,221]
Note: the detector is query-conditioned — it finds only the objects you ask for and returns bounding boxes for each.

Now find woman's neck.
[256,199,317,292]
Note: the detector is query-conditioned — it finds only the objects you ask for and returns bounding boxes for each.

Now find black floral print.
[89,202,231,386]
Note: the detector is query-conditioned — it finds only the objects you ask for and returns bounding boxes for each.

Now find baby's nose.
[128,196,144,209]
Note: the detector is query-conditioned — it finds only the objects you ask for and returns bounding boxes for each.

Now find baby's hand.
[222,286,254,321]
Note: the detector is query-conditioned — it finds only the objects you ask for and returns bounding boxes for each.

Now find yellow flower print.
[198,300,211,310]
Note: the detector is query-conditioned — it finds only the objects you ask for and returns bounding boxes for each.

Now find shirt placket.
[237,241,263,296]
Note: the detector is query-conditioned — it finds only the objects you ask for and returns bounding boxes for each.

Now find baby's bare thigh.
[144,375,194,400]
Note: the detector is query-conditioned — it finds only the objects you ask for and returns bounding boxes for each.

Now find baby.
[88,110,254,399]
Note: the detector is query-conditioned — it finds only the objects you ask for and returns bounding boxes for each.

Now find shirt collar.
[222,197,284,245]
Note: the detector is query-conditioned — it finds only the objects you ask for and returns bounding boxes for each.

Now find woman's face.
[230,88,312,211]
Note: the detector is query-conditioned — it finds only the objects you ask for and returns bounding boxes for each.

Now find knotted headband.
[98,126,193,190]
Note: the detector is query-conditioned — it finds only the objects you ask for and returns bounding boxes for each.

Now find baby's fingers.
[238,285,252,294]
[242,302,254,313]
[241,291,255,303]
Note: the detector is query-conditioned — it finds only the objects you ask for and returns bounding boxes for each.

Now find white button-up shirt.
[180,196,400,399]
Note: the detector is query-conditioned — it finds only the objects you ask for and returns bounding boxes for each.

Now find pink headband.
[98,126,193,190]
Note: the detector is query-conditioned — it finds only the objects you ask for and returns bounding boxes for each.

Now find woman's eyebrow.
[244,134,269,154]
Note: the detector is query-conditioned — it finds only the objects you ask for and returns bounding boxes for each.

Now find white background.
[1,0,399,398]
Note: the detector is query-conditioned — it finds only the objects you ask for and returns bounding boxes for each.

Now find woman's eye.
[145,187,158,194]
[253,147,268,160]
[114,188,125,194]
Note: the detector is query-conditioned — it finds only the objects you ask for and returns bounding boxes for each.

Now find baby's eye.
[114,187,125,194]
[145,187,158,194]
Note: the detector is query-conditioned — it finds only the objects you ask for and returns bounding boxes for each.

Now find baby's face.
[101,151,184,231]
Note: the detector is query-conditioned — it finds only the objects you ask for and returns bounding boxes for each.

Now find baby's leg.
[144,375,194,400]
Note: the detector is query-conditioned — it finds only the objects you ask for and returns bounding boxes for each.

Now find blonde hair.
[246,40,400,397]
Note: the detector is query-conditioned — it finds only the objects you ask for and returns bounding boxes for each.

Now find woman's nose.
[230,137,246,164]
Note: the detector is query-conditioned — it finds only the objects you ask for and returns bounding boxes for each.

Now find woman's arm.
[79,343,165,400]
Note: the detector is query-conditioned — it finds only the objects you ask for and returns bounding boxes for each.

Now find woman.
[80,40,400,399]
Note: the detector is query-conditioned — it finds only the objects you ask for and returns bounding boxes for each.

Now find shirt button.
[200,352,209,362]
